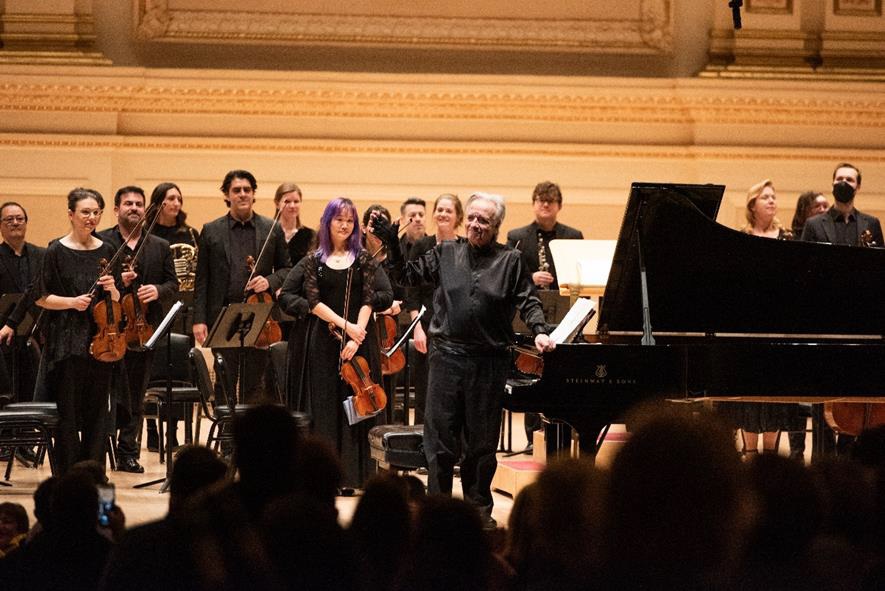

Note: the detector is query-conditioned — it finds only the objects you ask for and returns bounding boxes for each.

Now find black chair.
[143,333,201,461]
[0,405,59,484]
[192,348,246,455]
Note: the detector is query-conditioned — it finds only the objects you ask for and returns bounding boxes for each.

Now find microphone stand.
[135,301,184,491]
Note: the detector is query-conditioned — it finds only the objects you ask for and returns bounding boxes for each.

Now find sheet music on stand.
[549,298,596,344]
[549,239,616,296]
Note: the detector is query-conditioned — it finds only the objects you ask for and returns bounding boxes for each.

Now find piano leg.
[545,416,610,461]
[543,420,572,459]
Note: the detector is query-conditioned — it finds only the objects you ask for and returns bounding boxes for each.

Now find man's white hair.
[467,192,506,229]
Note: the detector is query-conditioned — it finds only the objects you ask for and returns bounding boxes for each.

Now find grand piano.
[504,182,885,456]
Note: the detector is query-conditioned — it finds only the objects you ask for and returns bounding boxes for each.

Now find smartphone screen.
[97,483,115,527]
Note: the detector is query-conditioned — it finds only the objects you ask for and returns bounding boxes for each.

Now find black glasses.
[1,216,26,225]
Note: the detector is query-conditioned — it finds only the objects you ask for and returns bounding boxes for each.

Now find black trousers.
[54,355,112,475]
[424,348,509,516]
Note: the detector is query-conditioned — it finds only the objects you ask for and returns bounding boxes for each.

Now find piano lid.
[599,182,885,337]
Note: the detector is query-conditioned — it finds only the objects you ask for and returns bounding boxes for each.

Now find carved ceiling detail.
[133,0,673,54]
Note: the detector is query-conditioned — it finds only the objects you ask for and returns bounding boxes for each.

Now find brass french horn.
[171,243,197,291]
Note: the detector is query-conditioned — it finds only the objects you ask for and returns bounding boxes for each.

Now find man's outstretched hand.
[369,213,400,251]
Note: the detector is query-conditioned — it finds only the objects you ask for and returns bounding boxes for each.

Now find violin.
[89,258,127,363]
[245,255,282,348]
[376,313,406,375]
[329,322,387,416]
[86,201,165,361]
[121,255,154,349]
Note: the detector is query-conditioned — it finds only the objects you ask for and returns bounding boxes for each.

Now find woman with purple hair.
[279,197,393,490]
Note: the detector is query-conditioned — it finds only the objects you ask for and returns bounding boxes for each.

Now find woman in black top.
[148,182,199,248]
[404,193,464,423]
[274,183,316,267]
[35,188,121,474]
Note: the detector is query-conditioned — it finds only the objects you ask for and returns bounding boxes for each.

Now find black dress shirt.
[394,240,547,355]
[226,216,257,303]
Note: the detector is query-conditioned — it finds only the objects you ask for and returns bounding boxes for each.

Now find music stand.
[134,300,184,491]
[205,302,274,410]
[0,294,36,401]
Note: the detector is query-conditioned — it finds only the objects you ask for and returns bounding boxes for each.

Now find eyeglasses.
[533,197,561,205]
[1,216,26,225]
[466,214,492,227]
[75,209,103,218]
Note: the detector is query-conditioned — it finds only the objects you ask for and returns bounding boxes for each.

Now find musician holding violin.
[34,188,122,475]
[193,170,291,402]
[98,186,177,473]
[278,197,393,490]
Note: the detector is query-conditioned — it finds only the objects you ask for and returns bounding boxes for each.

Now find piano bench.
[368,424,427,472]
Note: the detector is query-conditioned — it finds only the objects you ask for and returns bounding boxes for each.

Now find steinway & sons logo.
[564,363,638,386]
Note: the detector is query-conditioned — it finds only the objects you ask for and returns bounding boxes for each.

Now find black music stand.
[134,301,184,491]
[0,294,36,402]
[205,302,274,410]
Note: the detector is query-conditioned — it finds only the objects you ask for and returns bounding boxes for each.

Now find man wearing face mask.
[371,192,555,530]
[800,163,883,247]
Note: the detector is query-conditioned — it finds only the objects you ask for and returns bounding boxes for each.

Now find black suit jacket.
[0,241,46,330]
[506,221,584,288]
[194,213,292,328]
[97,227,178,326]
[800,207,884,247]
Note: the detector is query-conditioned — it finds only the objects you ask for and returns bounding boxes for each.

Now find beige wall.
[2,1,885,247]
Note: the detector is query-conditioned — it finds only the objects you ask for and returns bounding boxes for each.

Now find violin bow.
[243,207,283,293]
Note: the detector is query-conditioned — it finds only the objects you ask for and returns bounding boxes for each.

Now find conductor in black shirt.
[373,192,554,529]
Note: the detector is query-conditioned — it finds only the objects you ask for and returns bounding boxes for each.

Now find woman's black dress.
[280,250,392,488]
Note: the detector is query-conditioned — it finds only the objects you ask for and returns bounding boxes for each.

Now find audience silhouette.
[6,402,885,590]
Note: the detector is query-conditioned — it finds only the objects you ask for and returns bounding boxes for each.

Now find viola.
[512,344,544,377]
[121,255,154,349]
[376,313,406,376]
[329,322,387,416]
[824,403,885,438]
[245,255,283,348]
[89,258,127,363]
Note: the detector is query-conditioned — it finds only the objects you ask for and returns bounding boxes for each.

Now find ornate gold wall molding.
[132,0,673,54]
[3,134,884,165]
[1,72,883,132]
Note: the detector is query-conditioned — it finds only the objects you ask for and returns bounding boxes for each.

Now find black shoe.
[118,457,145,473]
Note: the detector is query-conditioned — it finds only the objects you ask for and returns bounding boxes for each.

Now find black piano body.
[504,182,885,453]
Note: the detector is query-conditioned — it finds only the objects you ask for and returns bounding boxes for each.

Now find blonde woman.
[732,180,801,457]
[741,179,791,240]
[274,183,317,266]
